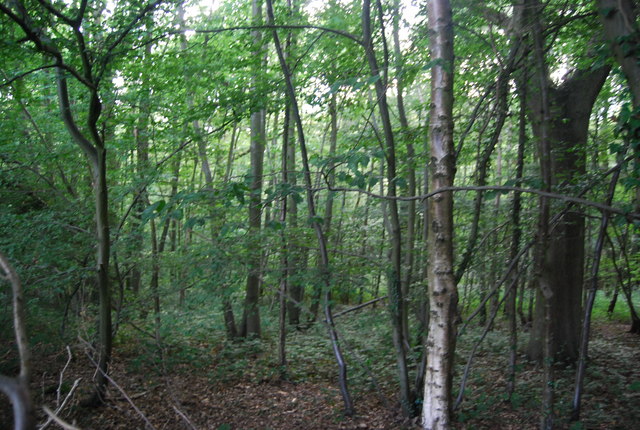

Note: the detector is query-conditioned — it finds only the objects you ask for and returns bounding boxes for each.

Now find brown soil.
[2,322,639,429]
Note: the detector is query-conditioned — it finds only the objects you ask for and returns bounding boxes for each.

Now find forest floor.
[2,311,640,430]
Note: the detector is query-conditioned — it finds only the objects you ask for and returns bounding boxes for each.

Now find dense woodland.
[1,0,639,429]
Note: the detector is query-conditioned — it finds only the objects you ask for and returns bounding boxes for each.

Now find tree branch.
[0,250,34,430]
[135,24,364,51]
[319,184,639,220]
[0,64,59,87]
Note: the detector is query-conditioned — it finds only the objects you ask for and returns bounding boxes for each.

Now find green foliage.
[1,0,639,427]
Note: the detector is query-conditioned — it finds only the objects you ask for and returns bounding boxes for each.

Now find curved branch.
[98,0,170,80]
[55,67,98,162]
[0,250,34,430]
[319,184,639,220]
[0,64,58,87]
[0,251,30,382]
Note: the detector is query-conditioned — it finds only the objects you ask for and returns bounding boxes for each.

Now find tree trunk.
[393,0,416,353]
[525,3,555,427]
[422,1,457,428]
[597,0,640,106]
[507,71,527,399]
[57,65,112,406]
[267,0,354,414]
[526,65,610,363]
[362,0,411,416]
[241,0,266,338]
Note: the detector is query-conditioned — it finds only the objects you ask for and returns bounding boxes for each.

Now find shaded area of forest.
[2,308,640,429]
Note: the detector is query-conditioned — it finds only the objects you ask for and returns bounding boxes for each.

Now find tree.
[524,6,611,363]
[0,1,113,403]
[241,0,267,338]
[422,0,457,428]
[361,0,411,416]
[0,251,34,430]
[266,0,354,415]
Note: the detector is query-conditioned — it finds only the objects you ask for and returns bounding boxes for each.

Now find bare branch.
[0,251,31,382]
[331,296,388,320]
[42,406,81,430]
[318,184,639,221]
[0,250,34,429]
[79,339,157,430]
[0,64,58,86]
[40,377,82,430]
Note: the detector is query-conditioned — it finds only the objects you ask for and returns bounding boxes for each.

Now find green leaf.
[366,74,381,85]
[485,190,498,200]
[168,209,183,220]
[292,191,304,204]
[266,220,285,230]
[307,215,324,226]
[393,177,407,189]
[184,217,205,230]
[569,422,585,430]
[422,58,452,73]
[142,200,166,222]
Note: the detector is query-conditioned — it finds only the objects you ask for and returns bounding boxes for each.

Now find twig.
[331,296,388,320]
[0,251,31,381]
[322,184,639,220]
[0,250,35,429]
[42,406,81,430]
[57,346,73,406]
[40,378,82,430]
[172,405,197,430]
[79,339,157,430]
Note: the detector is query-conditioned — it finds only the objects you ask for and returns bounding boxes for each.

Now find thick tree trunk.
[526,66,610,363]
[528,4,554,424]
[422,1,457,428]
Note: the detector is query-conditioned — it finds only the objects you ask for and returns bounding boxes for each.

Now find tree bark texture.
[526,66,610,363]
[597,0,640,106]
[507,71,527,399]
[422,1,457,428]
